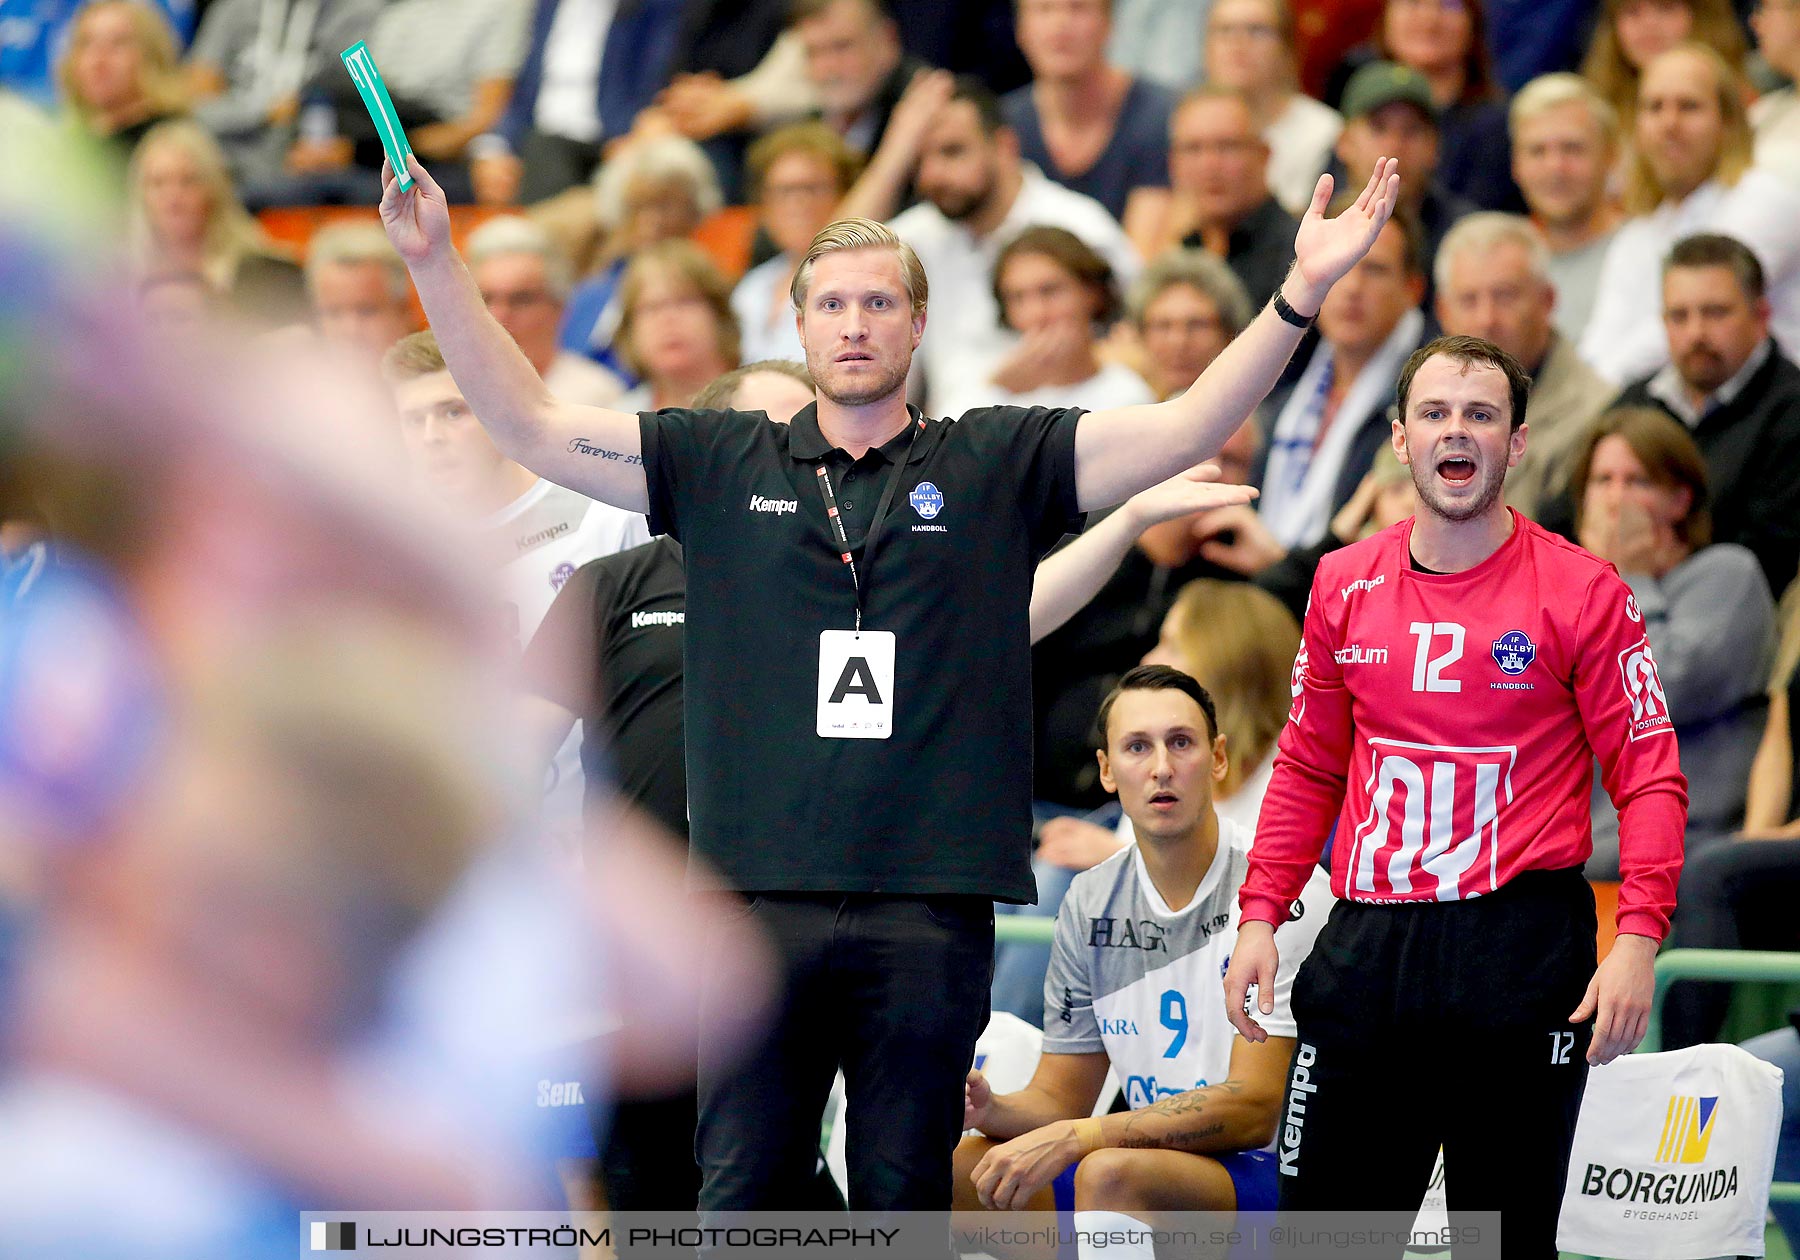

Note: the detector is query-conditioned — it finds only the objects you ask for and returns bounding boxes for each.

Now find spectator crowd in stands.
[9,0,1800,1240]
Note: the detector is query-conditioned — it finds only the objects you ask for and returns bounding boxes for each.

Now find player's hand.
[1224,920,1279,1042]
[1196,503,1287,575]
[964,1068,993,1132]
[1037,817,1127,872]
[1121,464,1259,534]
[1289,157,1400,313]
[971,1121,1082,1211]
[379,155,453,267]
[1570,932,1657,1065]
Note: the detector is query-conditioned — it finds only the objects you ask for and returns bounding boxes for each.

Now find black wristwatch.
[1272,287,1315,329]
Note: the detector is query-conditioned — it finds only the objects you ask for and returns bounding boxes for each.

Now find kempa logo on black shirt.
[631,610,685,629]
[748,494,798,515]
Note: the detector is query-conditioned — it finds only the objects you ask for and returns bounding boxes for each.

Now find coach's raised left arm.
[1072,158,1400,513]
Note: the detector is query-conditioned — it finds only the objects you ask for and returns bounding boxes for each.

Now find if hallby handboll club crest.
[909,481,944,519]
[1492,629,1536,676]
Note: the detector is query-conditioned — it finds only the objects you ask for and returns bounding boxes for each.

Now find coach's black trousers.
[695,893,994,1212]
[1273,868,1597,1260]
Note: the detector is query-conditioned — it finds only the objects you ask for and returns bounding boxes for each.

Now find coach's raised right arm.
[378,156,651,513]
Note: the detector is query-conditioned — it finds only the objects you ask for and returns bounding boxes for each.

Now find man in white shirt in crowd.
[1580,42,1800,384]
[1509,73,1625,346]
[468,216,627,408]
[836,74,1139,415]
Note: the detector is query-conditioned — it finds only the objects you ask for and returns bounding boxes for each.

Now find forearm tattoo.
[1114,1081,1243,1150]
[567,438,643,464]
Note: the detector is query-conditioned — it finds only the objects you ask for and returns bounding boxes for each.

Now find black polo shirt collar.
[786,402,934,465]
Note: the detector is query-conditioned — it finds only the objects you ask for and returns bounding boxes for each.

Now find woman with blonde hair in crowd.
[1031,576,1304,882]
[610,241,740,412]
[126,120,306,325]
[1141,579,1302,830]
[1580,0,1747,127]
[58,0,187,162]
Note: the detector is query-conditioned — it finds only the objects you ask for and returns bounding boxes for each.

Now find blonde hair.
[1163,579,1302,798]
[380,329,448,384]
[1773,581,1800,696]
[127,119,275,290]
[1624,41,1753,215]
[58,0,187,134]
[1580,0,1746,126]
[790,217,928,316]
[615,240,741,380]
[1509,72,1620,148]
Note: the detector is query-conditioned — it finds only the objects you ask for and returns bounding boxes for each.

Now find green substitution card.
[340,40,415,191]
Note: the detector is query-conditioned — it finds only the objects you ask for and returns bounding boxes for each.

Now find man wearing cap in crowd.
[1334,60,1479,301]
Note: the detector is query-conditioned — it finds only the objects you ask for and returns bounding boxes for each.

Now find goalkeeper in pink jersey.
[1224,334,1688,1257]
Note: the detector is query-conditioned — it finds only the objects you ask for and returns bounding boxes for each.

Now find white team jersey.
[486,479,649,833]
[1045,817,1333,1145]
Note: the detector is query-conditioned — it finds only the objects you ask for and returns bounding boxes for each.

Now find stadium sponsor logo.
[1580,1165,1739,1205]
[1491,629,1535,676]
[909,481,945,519]
[515,520,571,551]
[631,609,685,629]
[1618,638,1673,740]
[1340,574,1385,602]
[1658,1094,1721,1164]
[1578,1094,1740,1208]
[1278,1042,1318,1175]
[1333,644,1387,665]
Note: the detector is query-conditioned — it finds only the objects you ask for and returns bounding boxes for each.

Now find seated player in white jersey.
[955,664,1333,1255]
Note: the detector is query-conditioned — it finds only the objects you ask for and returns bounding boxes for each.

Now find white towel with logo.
[1556,1043,1782,1259]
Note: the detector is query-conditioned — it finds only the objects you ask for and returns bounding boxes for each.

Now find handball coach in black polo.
[378,151,1401,1214]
